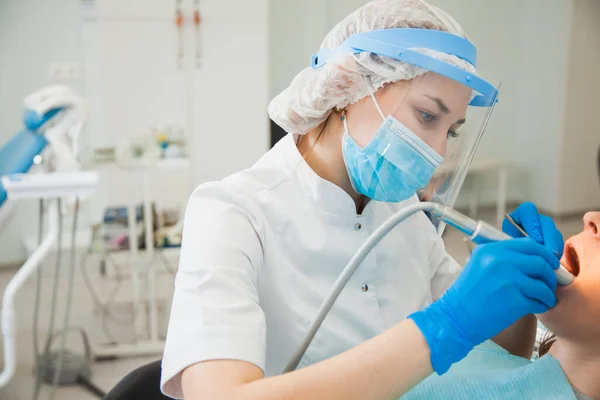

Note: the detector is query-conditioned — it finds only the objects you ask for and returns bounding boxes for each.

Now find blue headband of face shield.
[310,28,497,107]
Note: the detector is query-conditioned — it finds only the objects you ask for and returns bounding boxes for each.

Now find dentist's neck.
[550,338,600,398]
[297,113,367,212]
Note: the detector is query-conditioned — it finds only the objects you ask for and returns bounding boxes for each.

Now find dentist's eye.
[419,111,438,123]
[447,130,460,139]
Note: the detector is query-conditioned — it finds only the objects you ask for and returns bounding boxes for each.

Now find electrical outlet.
[65,63,80,80]
[49,63,64,82]
[48,62,80,82]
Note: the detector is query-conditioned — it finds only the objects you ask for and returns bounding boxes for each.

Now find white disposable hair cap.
[267,0,478,135]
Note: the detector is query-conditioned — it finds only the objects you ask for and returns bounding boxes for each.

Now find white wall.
[269,0,371,99]
[512,0,574,213]
[557,0,600,213]
[269,0,328,99]
[427,0,525,206]
[421,0,575,213]
[0,0,84,264]
[433,0,599,214]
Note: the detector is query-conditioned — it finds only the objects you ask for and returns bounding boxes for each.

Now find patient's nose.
[583,212,600,238]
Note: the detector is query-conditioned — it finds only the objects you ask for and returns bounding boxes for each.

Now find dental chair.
[0,85,97,387]
[0,121,48,230]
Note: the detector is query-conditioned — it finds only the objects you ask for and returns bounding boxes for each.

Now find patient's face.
[538,212,600,342]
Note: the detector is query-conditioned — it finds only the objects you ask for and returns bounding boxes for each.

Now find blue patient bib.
[401,341,576,400]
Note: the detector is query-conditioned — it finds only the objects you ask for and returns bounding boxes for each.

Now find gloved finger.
[509,253,557,290]
[502,203,543,238]
[516,276,557,309]
[539,215,564,257]
[507,202,544,244]
[523,298,554,315]
[502,221,525,239]
[493,238,561,270]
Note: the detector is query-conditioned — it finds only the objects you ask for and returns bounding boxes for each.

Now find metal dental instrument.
[504,214,529,237]
[504,214,574,286]
[284,202,574,373]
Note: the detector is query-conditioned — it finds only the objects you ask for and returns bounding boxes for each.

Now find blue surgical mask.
[341,105,444,203]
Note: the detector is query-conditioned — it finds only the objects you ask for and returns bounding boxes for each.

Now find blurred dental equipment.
[0,85,99,395]
[99,124,187,168]
[284,202,575,372]
[114,135,162,169]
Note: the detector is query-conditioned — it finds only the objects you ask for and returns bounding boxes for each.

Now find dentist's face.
[344,72,471,157]
[538,212,600,342]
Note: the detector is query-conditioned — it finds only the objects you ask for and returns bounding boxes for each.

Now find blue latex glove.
[409,238,559,375]
[503,202,564,257]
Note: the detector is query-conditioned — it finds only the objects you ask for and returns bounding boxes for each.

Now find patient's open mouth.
[564,243,580,277]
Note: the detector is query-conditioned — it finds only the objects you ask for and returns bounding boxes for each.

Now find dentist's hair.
[268,0,475,136]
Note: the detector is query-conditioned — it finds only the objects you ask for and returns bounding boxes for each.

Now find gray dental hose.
[283,202,574,373]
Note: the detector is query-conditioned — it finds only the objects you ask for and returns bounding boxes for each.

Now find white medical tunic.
[161,134,461,398]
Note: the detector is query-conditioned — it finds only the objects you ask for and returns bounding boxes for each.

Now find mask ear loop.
[362,75,386,121]
[341,76,386,134]
[341,109,349,133]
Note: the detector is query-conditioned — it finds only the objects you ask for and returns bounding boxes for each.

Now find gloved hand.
[503,202,564,257]
[409,238,559,374]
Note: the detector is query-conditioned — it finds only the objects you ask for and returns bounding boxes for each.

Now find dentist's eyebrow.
[424,95,450,114]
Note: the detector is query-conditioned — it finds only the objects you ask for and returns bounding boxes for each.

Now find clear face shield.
[312,28,499,233]
[417,84,499,233]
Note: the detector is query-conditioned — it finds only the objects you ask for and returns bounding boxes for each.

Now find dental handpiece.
[431,207,574,286]
[284,202,573,373]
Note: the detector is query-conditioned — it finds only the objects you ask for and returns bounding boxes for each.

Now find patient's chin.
[538,289,600,342]
[538,288,579,333]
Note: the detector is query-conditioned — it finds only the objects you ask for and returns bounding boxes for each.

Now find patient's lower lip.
[563,244,580,277]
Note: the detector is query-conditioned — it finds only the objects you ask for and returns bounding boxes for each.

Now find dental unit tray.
[284,202,574,373]
[1,172,98,200]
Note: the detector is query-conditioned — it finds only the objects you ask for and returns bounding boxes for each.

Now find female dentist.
[161,1,564,399]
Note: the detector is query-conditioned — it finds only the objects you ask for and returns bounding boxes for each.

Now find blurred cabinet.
[81,0,269,204]
[191,2,269,182]
[84,0,174,19]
